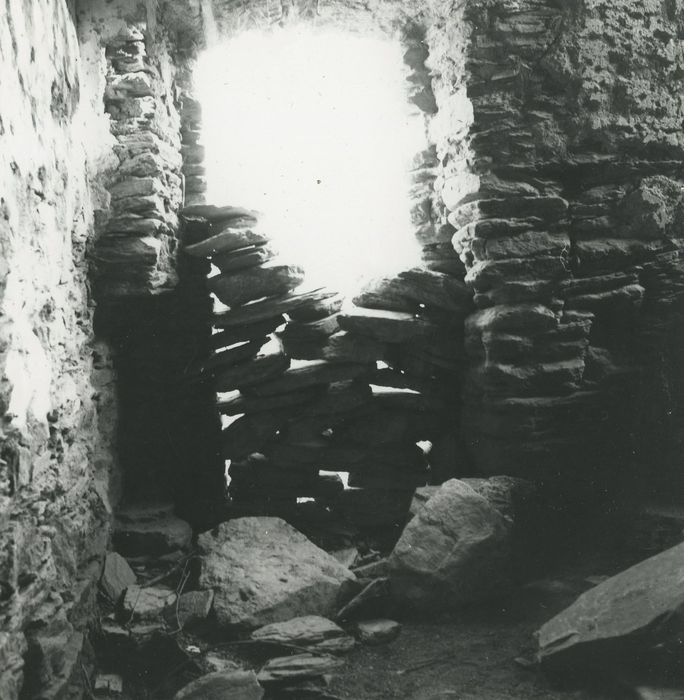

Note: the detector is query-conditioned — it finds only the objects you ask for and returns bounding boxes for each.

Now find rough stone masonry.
[1,0,684,698]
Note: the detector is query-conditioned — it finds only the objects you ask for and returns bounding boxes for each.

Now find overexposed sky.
[195,26,425,294]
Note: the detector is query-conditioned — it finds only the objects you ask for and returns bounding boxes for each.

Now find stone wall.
[0,1,117,697]
[184,0,684,529]
[423,0,684,499]
[81,0,224,529]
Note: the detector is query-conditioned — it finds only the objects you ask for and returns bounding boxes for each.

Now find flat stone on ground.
[173,670,264,700]
[537,540,684,669]
[257,654,344,683]
[251,616,355,655]
[122,585,176,623]
[356,619,402,645]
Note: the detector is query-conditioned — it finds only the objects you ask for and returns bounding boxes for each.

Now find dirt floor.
[329,582,601,700]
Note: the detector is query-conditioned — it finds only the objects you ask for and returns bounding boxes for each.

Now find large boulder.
[388,479,512,609]
[537,541,684,670]
[198,518,355,630]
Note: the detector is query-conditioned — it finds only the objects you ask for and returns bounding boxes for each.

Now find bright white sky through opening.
[195,27,425,295]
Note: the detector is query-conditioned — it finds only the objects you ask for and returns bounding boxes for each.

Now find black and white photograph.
[2,1,684,698]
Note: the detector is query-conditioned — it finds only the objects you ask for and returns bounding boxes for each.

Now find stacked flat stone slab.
[93,24,183,297]
[182,206,329,512]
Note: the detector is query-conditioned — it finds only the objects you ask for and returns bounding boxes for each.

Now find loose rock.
[356,619,402,645]
[122,585,176,623]
[251,616,355,655]
[173,670,264,700]
[388,479,512,608]
[163,590,214,630]
[100,552,136,602]
[198,517,355,630]
[537,541,684,670]
[257,654,344,683]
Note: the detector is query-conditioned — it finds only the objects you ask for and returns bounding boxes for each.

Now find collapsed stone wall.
[0,1,117,697]
[175,11,475,538]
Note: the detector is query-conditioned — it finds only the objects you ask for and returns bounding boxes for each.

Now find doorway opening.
[194,25,426,296]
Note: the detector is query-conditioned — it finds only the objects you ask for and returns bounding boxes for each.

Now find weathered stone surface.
[282,330,385,364]
[447,196,568,229]
[537,541,684,668]
[211,316,285,349]
[617,176,684,240]
[467,304,558,335]
[243,360,370,397]
[173,670,264,700]
[257,654,344,683]
[215,290,337,327]
[198,518,355,630]
[201,338,268,374]
[278,313,340,342]
[338,307,438,343]
[94,674,124,694]
[251,616,355,654]
[397,268,472,311]
[288,292,345,321]
[214,339,290,392]
[164,590,214,629]
[353,277,419,313]
[181,204,259,222]
[470,232,570,262]
[211,244,275,273]
[122,585,176,623]
[184,224,269,258]
[21,620,86,700]
[113,505,192,557]
[208,264,305,307]
[388,480,512,608]
[100,552,136,602]
[203,654,244,674]
[217,386,324,416]
[319,331,386,364]
[356,619,402,645]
